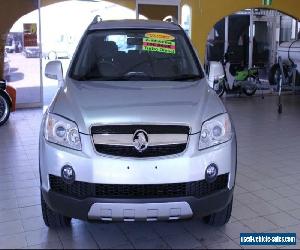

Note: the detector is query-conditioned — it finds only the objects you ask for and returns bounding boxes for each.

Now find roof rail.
[163,15,178,24]
[92,15,102,24]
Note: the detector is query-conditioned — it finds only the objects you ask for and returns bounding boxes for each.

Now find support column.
[224,16,229,54]
[249,9,254,68]
[38,0,44,106]
[189,1,208,61]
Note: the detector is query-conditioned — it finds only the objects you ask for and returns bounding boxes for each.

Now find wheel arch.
[5,85,16,111]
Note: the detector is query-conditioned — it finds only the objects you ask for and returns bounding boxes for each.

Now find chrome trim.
[93,133,188,146]
[89,122,192,135]
[89,123,191,160]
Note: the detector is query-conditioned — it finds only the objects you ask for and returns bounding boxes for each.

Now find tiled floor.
[0,95,300,249]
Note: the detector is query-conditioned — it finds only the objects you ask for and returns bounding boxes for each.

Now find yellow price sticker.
[145,32,175,41]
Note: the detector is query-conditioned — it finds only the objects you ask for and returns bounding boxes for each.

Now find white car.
[5,42,15,53]
[43,42,77,60]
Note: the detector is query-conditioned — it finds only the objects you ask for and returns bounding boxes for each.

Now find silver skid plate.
[88,202,193,222]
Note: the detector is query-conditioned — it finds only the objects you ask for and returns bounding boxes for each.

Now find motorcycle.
[208,52,260,97]
[0,79,12,126]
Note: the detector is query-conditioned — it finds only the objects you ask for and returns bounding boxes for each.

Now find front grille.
[49,174,229,200]
[94,144,186,158]
[91,125,190,135]
[91,125,189,158]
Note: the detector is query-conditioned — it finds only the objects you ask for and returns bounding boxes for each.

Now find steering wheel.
[121,56,183,76]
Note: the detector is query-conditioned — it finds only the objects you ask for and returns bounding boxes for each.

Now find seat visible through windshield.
[70,29,203,81]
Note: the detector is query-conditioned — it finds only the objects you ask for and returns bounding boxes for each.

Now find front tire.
[242,81,257,96]
[203,198,233,226]
[0,92,11,126]
[41,192,71,228]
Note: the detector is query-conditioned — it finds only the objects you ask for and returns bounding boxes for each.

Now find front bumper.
[42,187,234,221]
[40,129,237,221]
[40,133,237,187]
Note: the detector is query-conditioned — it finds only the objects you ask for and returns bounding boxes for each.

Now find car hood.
[51,78,226,135]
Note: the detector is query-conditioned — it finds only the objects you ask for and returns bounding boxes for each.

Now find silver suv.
[40,19,237,228]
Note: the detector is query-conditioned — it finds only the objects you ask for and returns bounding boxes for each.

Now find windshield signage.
[145,32,175,41]
[143,38,176,54]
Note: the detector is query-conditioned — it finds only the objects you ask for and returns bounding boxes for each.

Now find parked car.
[5,40,15,53]
[23,46,40,58]
[3,52,10,81]
[43,42,75,60]
[40,19,237,228]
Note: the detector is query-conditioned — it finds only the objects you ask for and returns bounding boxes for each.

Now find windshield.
[6,38,12,46]
[70,29,203,81]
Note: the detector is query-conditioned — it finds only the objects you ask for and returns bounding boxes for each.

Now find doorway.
[39,0,137,107]
[206,9,298,81]
[251,12,277,71]
[5,9,42,108]
[136,0,180,22]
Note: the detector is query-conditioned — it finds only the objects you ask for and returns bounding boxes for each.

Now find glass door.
[251,15,277,70]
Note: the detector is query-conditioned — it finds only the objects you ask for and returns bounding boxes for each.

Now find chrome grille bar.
[93,134,188,146]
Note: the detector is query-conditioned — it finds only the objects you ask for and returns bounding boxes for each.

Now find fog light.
[61,165,75,184]
[205,164,218,183]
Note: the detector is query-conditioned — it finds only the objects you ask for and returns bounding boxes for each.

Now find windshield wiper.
[72,75,102,81]
[72,74,202,82]
[167,74,202,81]
[72,75,152,81]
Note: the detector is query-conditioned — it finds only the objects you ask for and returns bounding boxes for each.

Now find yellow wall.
[182,0,300,60]
[1,0,300,78]
[139,4,178,20]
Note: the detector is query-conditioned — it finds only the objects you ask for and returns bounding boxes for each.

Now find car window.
[70,29,203,81]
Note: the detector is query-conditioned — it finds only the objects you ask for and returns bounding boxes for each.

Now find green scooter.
[214,52,260,97]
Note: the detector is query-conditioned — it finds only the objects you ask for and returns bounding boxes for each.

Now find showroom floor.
[0,95,300,249]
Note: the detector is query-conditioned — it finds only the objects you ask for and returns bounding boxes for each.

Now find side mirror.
[207,61,225,89]
[45,61,64,87]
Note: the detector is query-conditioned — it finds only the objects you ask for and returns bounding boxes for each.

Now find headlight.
[44,113,82,151]
[199,113,233,150]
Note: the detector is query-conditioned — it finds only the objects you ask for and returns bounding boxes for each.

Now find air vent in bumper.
[49,174,229,200]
